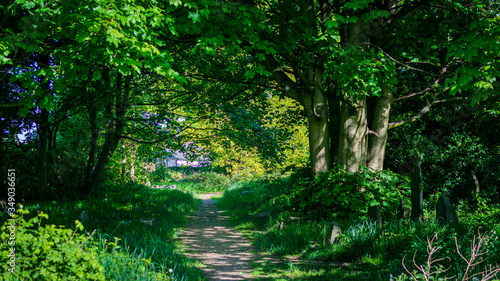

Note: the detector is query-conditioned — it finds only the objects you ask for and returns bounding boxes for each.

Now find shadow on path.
[180,193,254,281]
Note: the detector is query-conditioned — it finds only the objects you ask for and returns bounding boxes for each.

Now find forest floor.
[178,193,287,280]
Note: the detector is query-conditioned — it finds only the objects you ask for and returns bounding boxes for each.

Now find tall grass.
[93,230,205,281]
[218,176,500,281]
[0,181,206,281]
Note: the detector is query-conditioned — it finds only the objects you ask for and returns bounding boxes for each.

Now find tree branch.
[363,43,452,77]
[394,80,444,101]
[388,97,467,129]
[384,0,430,26]
[263,54,302,103]
[118,135,172,144]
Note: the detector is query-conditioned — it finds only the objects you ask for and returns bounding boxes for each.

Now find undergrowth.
[0,181,205,281]
[218,173,500,281]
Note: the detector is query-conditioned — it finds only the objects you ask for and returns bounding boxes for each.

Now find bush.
[0,209,105,281]
[288,166,410,220]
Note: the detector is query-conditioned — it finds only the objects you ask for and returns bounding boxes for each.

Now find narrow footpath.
[179,193,255,281]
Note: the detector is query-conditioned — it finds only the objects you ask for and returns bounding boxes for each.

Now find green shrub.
[457,195,500,230]
[0,209,105,281]
[289,167,410,220]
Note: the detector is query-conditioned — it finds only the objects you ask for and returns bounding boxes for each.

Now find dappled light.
[1,0,499,280]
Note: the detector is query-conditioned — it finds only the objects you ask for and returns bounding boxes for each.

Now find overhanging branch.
[388,97,467,129]
[263,54,302,103]
[394,80,444,101]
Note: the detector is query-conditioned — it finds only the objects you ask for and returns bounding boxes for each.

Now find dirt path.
[179,193,255,281]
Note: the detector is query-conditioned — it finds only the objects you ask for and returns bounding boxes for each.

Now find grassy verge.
[218,177,500,281]
[0,181,206,281]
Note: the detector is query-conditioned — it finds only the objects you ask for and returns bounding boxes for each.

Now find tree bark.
[37,109,50,200]
[411,159,424,223]
[121,140,127,180]
[367,87,394,171]
[307,68,331,175]
[86,72,129,193]
[337,96,367,173]
[327,84,340,167]
[305,109,331,175]
[264,55,331,175]
[86,115,120,193]
[130,134,135,181]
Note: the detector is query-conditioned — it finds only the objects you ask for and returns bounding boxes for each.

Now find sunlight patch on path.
[179,193,254,281]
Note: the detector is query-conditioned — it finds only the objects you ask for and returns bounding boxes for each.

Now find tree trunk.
[327,86,341,167]
[305,110,331,175]
[37,109,50,200]
[87,122,120,193]
[121,140,127,180]
[263,54,331,176]
[335,19,373,173]
[367,88,393,171]
[337,96,367,173]
[84,105,98,191]
[86,72,129,194]
[411,159,424,223]
[303,67,331,175]
[130,140,135,181]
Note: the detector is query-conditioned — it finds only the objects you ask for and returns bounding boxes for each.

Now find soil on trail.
[179,193,255,281]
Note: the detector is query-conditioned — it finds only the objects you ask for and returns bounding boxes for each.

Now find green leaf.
[188,12,200,23]
[108,28,124,39]
[19,107,30,117]
[169,0,182,7]
[244,70,255,80]
[325,20,339,29]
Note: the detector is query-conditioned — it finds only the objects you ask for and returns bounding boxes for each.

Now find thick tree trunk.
[335,19,373,173]
[304,68,331,175]
[305,111,331,175]
[37,109,50,200]
[327,86,341,167]
[367,88,393,171]
[338,96,367,173]
[263,54,332,176]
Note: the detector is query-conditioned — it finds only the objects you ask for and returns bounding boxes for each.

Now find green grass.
[218,178,500,281]
[149,167,235,193]
[5,172,497,281]
[0,181,206,281]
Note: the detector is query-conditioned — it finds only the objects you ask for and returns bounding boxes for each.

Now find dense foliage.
[0,210,105,280]
[219,175,500,280]
[387,98,500,203]
[0,0,498,279]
